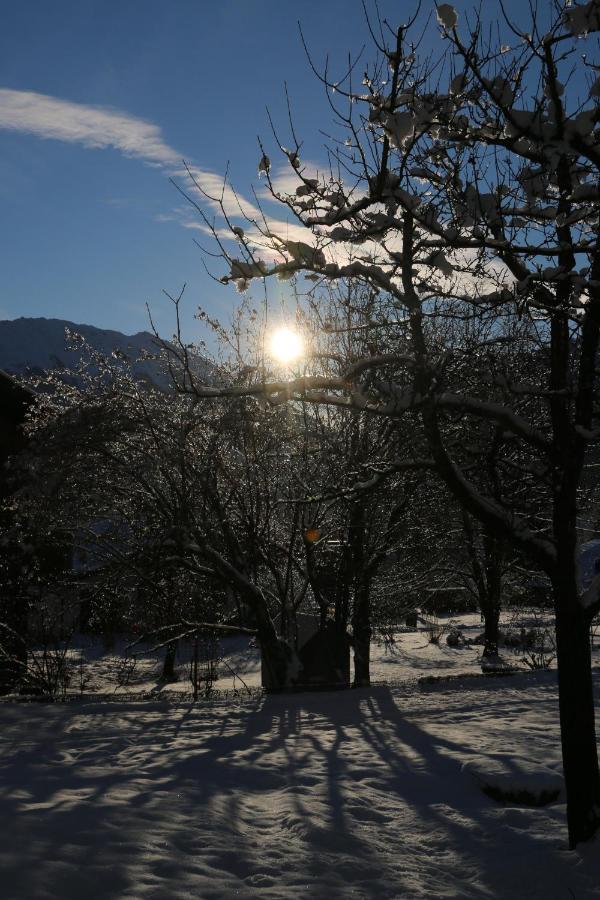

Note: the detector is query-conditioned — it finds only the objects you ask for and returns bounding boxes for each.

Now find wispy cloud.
[0,88,323,263]
[173,164,265,222]
[0,89,273,221]
[173,163,316,258]
[255,160,322,201]
[0,88,181,167]
[0,89,252,224]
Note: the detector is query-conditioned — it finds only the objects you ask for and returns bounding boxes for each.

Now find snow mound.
[463,754,563,806]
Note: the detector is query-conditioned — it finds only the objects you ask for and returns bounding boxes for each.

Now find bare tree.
[179,1,600,846]
[20,336,359,691]
[292,281,432,685]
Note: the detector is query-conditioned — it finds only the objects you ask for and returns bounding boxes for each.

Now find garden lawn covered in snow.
[38,610,566,699]
[1,670,600,899]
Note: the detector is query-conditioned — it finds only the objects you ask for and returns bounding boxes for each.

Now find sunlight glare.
[270,328,303,364]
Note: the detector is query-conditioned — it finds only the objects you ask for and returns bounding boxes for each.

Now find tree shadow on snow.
[0,684,593,899]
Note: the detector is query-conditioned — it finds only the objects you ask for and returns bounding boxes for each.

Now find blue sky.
[0,0,577,343]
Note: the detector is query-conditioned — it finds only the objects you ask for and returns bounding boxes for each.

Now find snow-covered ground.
[1,671,600,898]
[3,613,600,898]
[41,609,562,699]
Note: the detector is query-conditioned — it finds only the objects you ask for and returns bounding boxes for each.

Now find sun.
[270,328,303,364]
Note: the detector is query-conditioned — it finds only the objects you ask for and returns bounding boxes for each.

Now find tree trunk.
[335,544,352,630]
[347,497,371,688]
[352,580,371,687]
[481,533,503,658]
[481,602,501,658]
[252,594,295,692]
[204,549,295,692]
[259,634,295,692]
[550,482,600,848]
[161,640,178,682]
[553,572,600,848]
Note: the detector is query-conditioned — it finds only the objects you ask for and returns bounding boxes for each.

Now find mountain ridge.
[0,317,203,389]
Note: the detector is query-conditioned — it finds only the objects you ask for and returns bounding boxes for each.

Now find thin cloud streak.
[0,90,506,295]
[174,165,265,223]
[0,88,181,167]
[0,88,325,258]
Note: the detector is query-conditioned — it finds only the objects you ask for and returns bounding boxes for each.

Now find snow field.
[1,671,600,898]
[57,611,558,699]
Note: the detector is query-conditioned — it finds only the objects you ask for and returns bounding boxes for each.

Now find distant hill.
[0,317,208,390]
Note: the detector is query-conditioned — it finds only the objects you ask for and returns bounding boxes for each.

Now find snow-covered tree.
[19,335,361,691]
[185,1,600,847]
[292,280,434,685]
